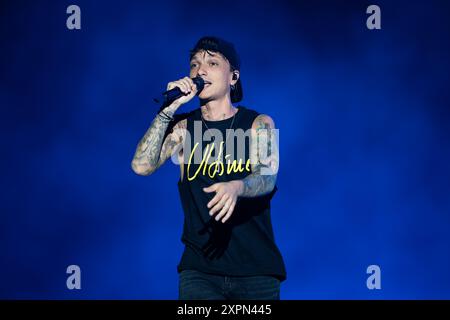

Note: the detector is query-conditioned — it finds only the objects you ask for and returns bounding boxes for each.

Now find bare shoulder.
[249,113,279,175]
[174,118,187,129]
[251,114,276,130]
[170,118,187,142]
[159,117,187,161]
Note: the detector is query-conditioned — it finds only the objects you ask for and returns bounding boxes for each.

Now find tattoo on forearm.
[132,115,185,174]
[241,168,277,197]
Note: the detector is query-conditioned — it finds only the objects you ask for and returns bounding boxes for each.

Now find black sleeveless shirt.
[173,105,287,281]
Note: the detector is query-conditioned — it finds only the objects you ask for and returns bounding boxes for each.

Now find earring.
[231,84,235,90]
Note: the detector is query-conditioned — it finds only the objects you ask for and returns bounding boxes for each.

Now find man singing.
[131,36,286,300]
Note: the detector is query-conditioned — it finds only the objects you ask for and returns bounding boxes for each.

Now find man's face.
[189,50,235,102]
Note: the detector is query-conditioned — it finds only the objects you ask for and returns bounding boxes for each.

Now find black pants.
[178,269,281,300]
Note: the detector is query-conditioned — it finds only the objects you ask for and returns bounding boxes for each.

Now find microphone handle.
[162,87,185,105]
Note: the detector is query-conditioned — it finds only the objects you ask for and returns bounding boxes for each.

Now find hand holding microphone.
[156,76,205,114]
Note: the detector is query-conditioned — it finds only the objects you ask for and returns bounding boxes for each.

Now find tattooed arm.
[202,114,279,223]
[236,114,279,197]
[131,108,187,176]
[132,76,201,175]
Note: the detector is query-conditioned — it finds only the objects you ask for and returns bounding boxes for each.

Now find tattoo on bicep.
[256,118,279,174]
[241,117,278,197]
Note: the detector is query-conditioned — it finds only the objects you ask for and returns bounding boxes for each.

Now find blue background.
[1,0,450,299]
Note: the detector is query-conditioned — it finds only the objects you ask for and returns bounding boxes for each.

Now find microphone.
[155,76,205,111]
